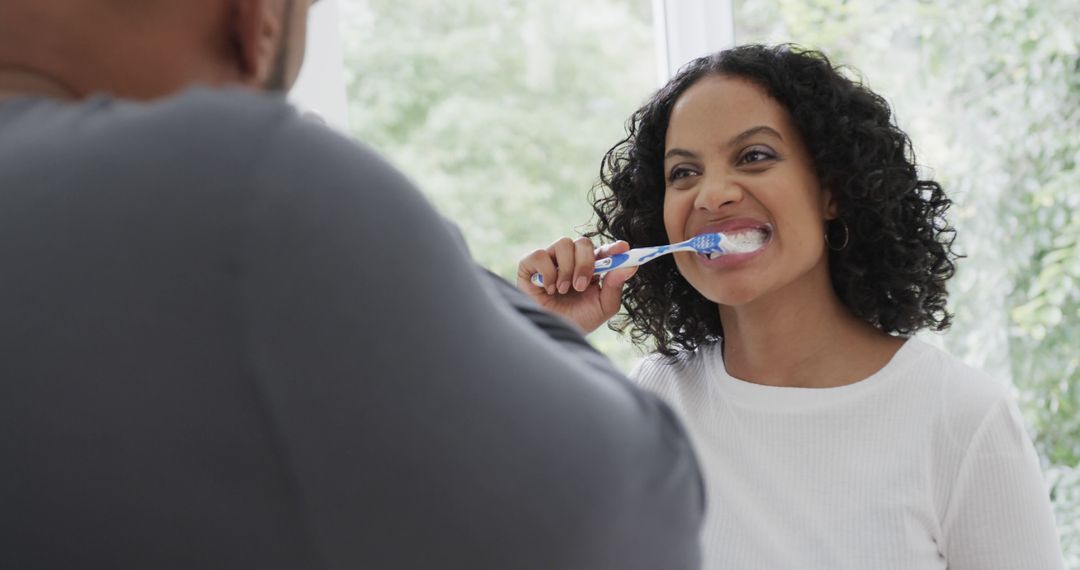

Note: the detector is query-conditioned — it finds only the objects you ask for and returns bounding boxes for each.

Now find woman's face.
[662,74,836,307]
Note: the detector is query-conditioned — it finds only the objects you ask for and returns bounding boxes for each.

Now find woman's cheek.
[662,191,691,240]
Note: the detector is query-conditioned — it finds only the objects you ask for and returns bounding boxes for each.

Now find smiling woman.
[517,44,1065,569]
[660,77,826,315]
[596,46,957,356]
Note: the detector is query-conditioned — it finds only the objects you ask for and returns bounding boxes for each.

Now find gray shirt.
[0,88,703,569]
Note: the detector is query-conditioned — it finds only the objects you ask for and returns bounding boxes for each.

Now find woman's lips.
[697,218,772,235]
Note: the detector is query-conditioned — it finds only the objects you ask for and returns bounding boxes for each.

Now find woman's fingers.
[572,237,596,292]
[595,239,631,260]
[550,237,577,295]
[600,265,637,316]
[519,248,558,295]
[595,241,634,317]
[519,237,631,300]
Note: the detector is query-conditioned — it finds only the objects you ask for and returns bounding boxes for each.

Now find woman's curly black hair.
[590,44,959,357]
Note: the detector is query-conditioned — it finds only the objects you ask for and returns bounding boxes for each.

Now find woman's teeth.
[727,228,770,251]
[701,228,770,259]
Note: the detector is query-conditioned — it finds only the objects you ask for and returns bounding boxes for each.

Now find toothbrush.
[530,232,750,288]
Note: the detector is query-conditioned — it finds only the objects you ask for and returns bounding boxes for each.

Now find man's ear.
[230,0,284,86]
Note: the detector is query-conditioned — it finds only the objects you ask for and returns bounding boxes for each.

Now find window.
[334,0,658,361]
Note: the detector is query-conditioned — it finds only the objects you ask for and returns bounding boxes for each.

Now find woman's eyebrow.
[664,125,783,161]
[727,125,783,148]
[664,148,698,160]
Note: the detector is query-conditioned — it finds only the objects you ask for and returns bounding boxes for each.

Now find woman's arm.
[940,396,1064,568]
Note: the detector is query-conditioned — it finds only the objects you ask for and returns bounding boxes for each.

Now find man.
[0,1,704,568]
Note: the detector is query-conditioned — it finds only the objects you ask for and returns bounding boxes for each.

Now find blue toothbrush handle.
[529,252,634,288]
[527,234,730,288]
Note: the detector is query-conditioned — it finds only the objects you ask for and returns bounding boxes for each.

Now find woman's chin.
[701,285,767,308]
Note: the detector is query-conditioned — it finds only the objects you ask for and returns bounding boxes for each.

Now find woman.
[517,45,1063,569]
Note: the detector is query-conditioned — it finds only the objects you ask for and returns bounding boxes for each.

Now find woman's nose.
[694,175,743,211]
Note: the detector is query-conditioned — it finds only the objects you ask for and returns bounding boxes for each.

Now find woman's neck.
[718,266,904,388]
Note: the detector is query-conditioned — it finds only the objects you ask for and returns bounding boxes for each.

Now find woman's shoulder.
[904,338,1009,400]
[901,339,1015,445]
[629,342,720,395]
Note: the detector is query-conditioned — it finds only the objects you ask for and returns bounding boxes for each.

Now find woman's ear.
[823,189,840,220]
[228,0,285,87]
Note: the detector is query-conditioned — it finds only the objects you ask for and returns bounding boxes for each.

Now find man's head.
[0,0,316,100]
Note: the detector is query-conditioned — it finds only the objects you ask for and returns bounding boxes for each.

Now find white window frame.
[289,0,350,131]
[290,0,735,124]
[651,0,736,85]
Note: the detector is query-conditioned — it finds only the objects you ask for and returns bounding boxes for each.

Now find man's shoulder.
[116,87,299,148]
[0,87,303,172]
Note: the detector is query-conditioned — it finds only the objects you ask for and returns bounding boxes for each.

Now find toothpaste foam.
[706,229,769,258]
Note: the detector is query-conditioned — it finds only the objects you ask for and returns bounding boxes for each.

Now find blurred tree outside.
[340,0,654,364]
[734,0,1079,562]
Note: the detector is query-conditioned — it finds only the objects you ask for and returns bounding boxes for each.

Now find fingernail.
[574,276,587,291]
[558,282,570,294]
[546,286,555,295]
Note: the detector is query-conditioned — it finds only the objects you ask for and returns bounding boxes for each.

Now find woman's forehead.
[667,76,790,142]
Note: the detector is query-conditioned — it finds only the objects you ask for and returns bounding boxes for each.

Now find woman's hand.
[516,237,638,335]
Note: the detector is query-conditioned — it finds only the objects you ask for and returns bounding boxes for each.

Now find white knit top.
[631,338,1064,569]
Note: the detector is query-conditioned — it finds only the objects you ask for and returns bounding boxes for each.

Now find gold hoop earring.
[826,218,849,251]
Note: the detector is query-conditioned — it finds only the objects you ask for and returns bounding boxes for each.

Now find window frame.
[288,0,350,131]
[651,0,735,84]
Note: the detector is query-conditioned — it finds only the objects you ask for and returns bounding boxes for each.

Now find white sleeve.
[940,396,1064,569]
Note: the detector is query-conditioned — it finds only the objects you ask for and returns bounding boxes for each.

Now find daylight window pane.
[340,0,656,365]
[340,0,654,278]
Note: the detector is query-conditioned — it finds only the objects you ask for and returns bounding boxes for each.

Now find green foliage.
[342,0,652,271]
[341,0,654,365]
[736,0,1079,561]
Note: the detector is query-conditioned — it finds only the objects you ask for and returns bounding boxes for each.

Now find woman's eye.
[738,148,775,165]
[668,167,697,182]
